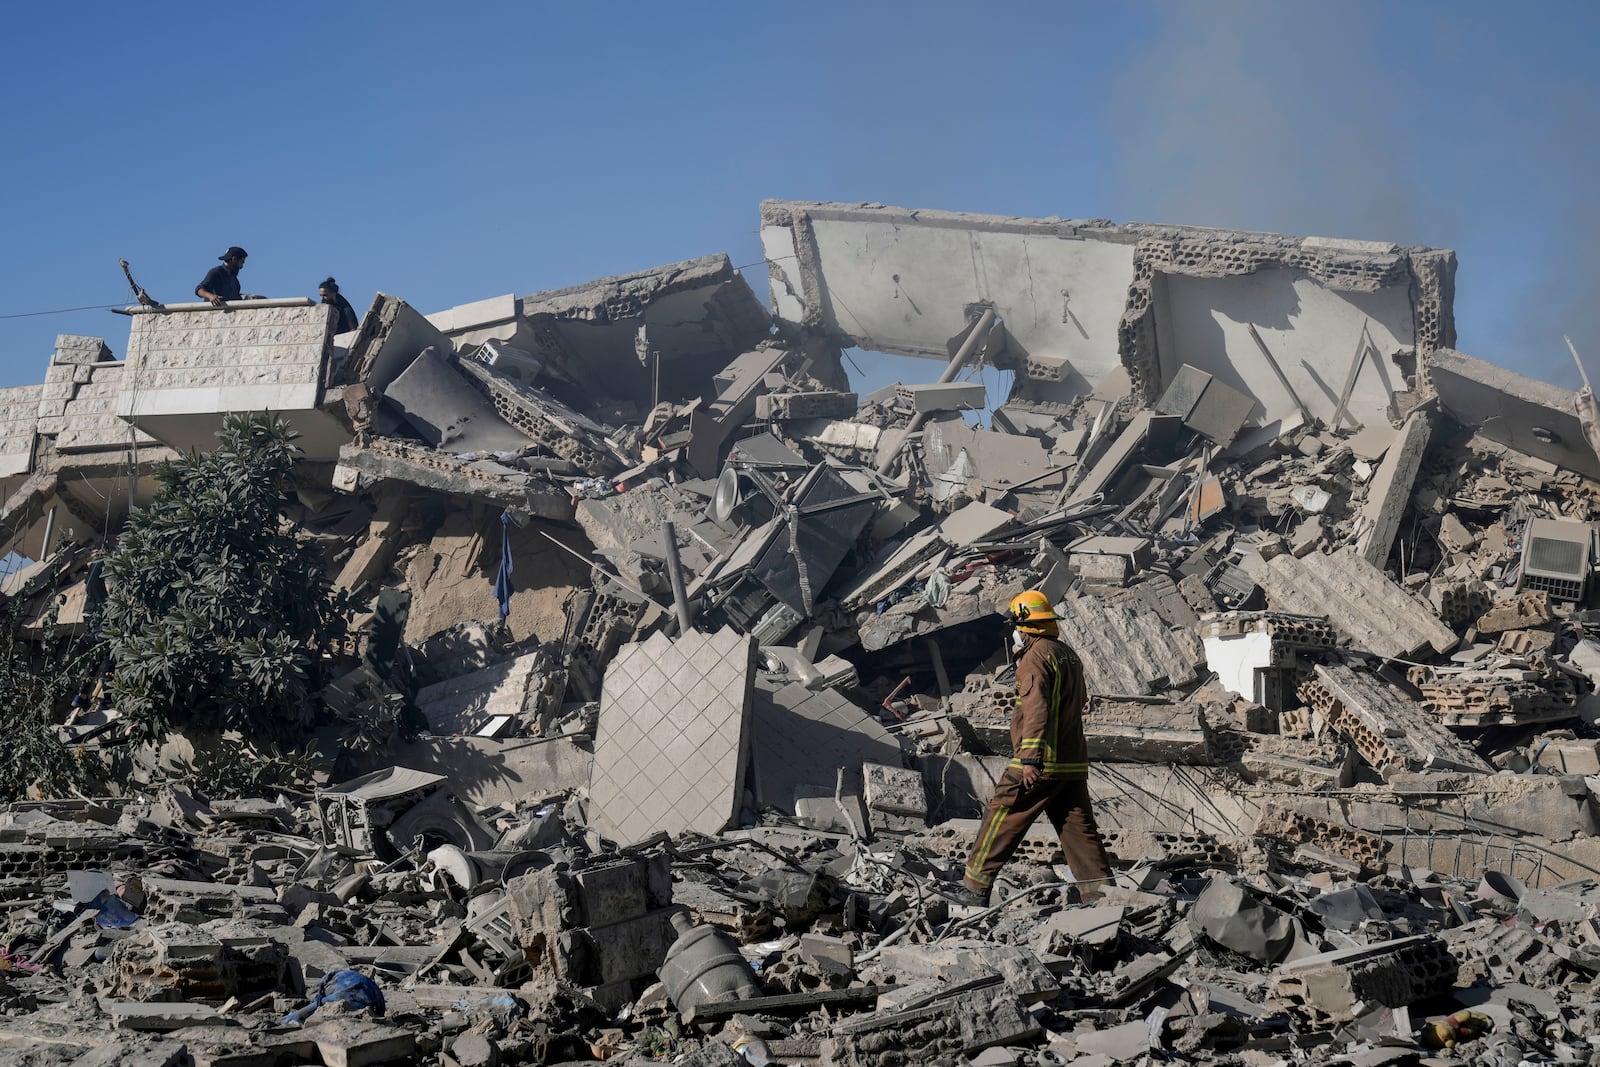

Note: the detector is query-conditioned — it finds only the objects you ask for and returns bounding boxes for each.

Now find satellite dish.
[710,468,742,527]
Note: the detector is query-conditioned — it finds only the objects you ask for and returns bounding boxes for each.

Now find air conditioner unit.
[1519,518,1594,601]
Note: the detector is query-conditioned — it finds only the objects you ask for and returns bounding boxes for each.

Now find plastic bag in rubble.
[92,890,139,930]
[573,478,615,499]
[280,969,385,1025]
[466,992,526,1033]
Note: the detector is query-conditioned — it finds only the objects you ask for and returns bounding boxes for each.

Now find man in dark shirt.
[196,247,247,306]
[318,277,360,334]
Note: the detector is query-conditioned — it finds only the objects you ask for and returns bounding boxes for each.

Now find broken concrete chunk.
[877,942,1058,1002]
[1475,590,1553,635]
[754,390,858,421]
[819,982,1040,1066]
[863,762,928,831]
[1189,877,1297,963]
[1035,905,1125,951]
[305,1020,419,1067]
[1255,805,1389,874]
[1539,738,1600,776]
[1272,935,1456,1021]
[899,381,988,413]
[1299,663,1490,778]
[1070,1019,1150,1063]
[1201,611,1337,703]
[1084,696,1209,763]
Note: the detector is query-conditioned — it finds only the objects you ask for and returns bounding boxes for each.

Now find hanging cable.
[0,301,125,320]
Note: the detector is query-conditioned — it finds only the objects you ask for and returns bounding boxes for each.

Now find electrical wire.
[0,301,126,320]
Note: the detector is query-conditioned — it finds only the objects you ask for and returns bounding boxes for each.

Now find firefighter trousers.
[963,772,1112,898]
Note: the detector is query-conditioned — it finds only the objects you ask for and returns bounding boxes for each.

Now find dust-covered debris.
[4,202,1600,1062]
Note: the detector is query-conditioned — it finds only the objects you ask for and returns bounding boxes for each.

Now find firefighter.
[949,589,1113,906]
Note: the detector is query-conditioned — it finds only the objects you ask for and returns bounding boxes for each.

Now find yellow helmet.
[1007,589,1057,630]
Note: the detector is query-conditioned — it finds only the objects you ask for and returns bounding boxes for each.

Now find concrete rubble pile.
[8,201,1600,1061]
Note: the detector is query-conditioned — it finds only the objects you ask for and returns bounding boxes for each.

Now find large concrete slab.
[351,735,592,809]
[332,437,572,520]
[924,414,1059,497]
[1154,268,1412,432]
[414,649,552,736]
[456,358,627,476]
[1053,591,1204,696]
[1245,548,1458,661]
[343,293,456,394]
[1300,663,1489,778]
[589,628,757,844]
[747,680,903,814]
[382,347,529,454]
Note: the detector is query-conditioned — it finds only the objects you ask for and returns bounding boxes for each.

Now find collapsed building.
[6,201,1600,1063]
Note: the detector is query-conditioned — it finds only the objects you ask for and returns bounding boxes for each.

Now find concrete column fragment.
[1352,407,1433,568]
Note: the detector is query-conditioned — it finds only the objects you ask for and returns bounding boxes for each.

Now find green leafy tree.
[98,413,350,743]
[0,596,97,800]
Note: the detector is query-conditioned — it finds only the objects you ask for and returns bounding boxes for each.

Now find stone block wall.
[54,363,153,452]
[123,305,333,399]
[0,384,42,478]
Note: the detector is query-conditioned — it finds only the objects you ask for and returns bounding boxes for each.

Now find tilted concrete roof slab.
[519,253,772,413]
[761,200,1456,434]
[1427,348,1600,481]
[762,200,1136,391]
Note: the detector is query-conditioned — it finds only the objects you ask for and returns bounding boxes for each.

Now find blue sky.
[2,2,1598,392]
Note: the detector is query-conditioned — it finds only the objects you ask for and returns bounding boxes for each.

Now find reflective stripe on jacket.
[1008,635,1089,780]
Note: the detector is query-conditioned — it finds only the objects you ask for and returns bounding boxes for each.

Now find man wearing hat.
[196,247,248,307]
[949,589,1113,907]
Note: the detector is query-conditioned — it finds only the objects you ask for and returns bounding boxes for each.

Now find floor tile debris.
[7,201,1600,1062]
